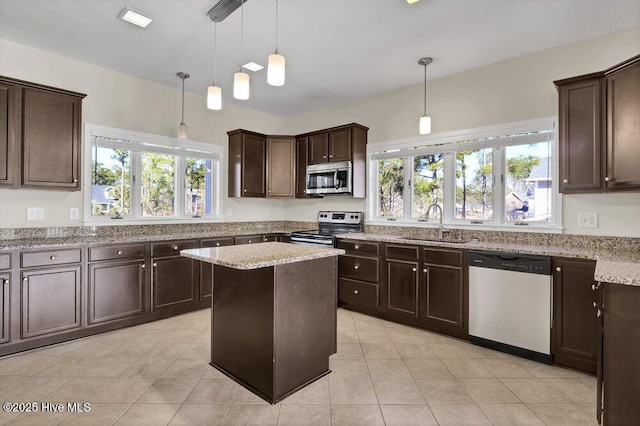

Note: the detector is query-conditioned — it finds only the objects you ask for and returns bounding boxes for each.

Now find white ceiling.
[1,0,638,116]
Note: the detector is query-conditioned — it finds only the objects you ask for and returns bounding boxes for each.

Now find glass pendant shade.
[267,53,285,86]
[233,72,250,100]
[177,122,188,140]
[419,115,431,135]
[207,85,222,110]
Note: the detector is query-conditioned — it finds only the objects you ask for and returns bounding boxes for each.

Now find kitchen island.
[181,242,344,404]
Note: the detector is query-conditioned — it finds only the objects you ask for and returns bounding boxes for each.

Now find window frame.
[83,123,223,225]
[366,117,562,232]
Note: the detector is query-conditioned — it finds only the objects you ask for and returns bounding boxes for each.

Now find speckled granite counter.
[181,242,345,270]
[336,232,640,287]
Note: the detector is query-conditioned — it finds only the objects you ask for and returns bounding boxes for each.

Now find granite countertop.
[336,232,640,287]
[180,242,345,270]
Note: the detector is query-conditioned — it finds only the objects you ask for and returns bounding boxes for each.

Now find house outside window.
[84,124,223,224]
[367,118,560,231]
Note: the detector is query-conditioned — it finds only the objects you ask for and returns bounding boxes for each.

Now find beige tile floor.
[0,308,597,425]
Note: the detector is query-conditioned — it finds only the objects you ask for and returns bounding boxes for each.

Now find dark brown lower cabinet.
[234,235,263,245]
[601,282,640,425]
[385,245,420,318]
[552,258,598,374]
[151,256,197,311]
[21,266,81,338]
[88,261,145,325]
[1,273,9,344]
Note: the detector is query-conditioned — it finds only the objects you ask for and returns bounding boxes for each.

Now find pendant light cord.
[275,0,279,54]
[181,76,185,123]
[240,0,244,71]
[213,20,218,85]
[423,62,427,116]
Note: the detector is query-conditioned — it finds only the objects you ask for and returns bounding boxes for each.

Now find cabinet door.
[242,133,266,197]
[329,127,352,162]
[151,257,196,310]
[606,59,640,190]
[386,260,419,317]
[21,266,81,338]
[1,273,9,344]
[89,261,145,324]
[22,88,81,190]
[200,237,234,301]
[0,82,16,188]
[267,137,295,198]
[308,132,329,164]
[295,137,308,197]
[552,258,598,374]
[234,235,262,245]
[421,264,465,331]
[557,78,604,193]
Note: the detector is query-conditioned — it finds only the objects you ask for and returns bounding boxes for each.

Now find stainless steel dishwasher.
[468,251,552,363]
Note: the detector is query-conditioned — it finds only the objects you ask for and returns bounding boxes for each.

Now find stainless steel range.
[290,211,364,247]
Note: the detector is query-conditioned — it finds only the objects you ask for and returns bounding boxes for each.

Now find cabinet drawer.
[336,240,379,255]
[235,235,263,245]
[386,245,419,261]
[89,244,145,262]
[339,278,378,308]
[151,240,198,257]
[21,248,81,268]
[339,255,379,283]
[201,237,235,248]
[423,248,463,267]
[0,253,10,270]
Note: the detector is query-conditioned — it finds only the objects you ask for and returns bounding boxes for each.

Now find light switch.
[578,212,598,228]
[26,207,45,221]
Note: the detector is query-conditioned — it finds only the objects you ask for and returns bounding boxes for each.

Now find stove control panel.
[318,211,363,225]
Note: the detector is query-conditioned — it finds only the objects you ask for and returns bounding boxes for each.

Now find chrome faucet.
[425,203,445,240]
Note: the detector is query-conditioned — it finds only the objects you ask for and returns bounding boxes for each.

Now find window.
[367,118,559,230]
[84,124,222,223]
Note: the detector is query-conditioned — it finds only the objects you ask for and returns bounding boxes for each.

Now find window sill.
[366,219,564,234]
[83,217,224,226]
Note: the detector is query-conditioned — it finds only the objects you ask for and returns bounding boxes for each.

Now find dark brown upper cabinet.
[555,54,640,193]
[0,76,85,191]
[266,136,295,198]
[228,130,267,197]
[308,132,330,165]
[305,124,367,165]
[295,136,308,198]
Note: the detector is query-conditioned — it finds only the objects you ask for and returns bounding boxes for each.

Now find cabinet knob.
[244,189,247,192]
[592,282,601,291]
[248,240,252,244]
[562,179,568,184]
[329,154,333,158]
[423,268,427,273]
[593,301,598,308]
[597,308,602,318]
[2,279,8,285]
[153,262,157,267]
[50,255,56,261]
[141,264,146,269]
[172,245,179,251]
[354,245,359,250]
[117,250,123,255]
[269,190,271,193]
[412,267,417,272]
[303,190,306,193]
[23,277,28,282]
[354,290,359,295]
[555,267,561,272]
[605,176,614,182]
[354,265,359,270]
[323,155,327,159]
[216,243,220,247]
[73,178,78,183]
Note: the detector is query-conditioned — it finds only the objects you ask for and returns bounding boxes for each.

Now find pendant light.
[207,20,222,110]
[177,72,190,139]
[418,57,433,135]
[233,0,250,100]
[267,0,285,86]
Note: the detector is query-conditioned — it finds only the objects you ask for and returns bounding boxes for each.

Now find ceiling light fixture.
[177,72,190,139]
[406,0,420,4]
[207,0,249,22]
[418,57,433,135]
[233,0,250,100]
[267,0,285,86]
[243,62,264,72]
[207,21,222,110]
[117,6,153,28]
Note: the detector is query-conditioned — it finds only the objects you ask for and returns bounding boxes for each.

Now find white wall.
[282,26,640,237]
[0,39,285,228]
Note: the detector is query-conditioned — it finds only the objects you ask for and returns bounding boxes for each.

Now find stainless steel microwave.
[306,161,352,195]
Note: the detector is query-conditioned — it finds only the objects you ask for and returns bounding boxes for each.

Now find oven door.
[289,233,335,247]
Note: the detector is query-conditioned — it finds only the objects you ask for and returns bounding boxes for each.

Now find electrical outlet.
[26,207,45,221]
[578,212,598,228]
[70,208,80,220]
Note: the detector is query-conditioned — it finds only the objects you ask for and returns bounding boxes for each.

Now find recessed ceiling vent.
[207,0,249,22]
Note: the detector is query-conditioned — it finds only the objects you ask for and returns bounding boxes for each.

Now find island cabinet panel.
[20,266,81,339]
[151,240,198,311]
[606,57,640,190]
[551,258,598,374]
[212,256,337,403]
[601,283,640,425]
[266,136,295,198]
[420,248,468,339]
[385,245,420,318]
[1,272,9,344]
[88,244,145,326]
[556,77,605,193]
[200,237,234,301]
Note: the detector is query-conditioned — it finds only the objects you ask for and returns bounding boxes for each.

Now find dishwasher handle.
[469,251,552,275]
